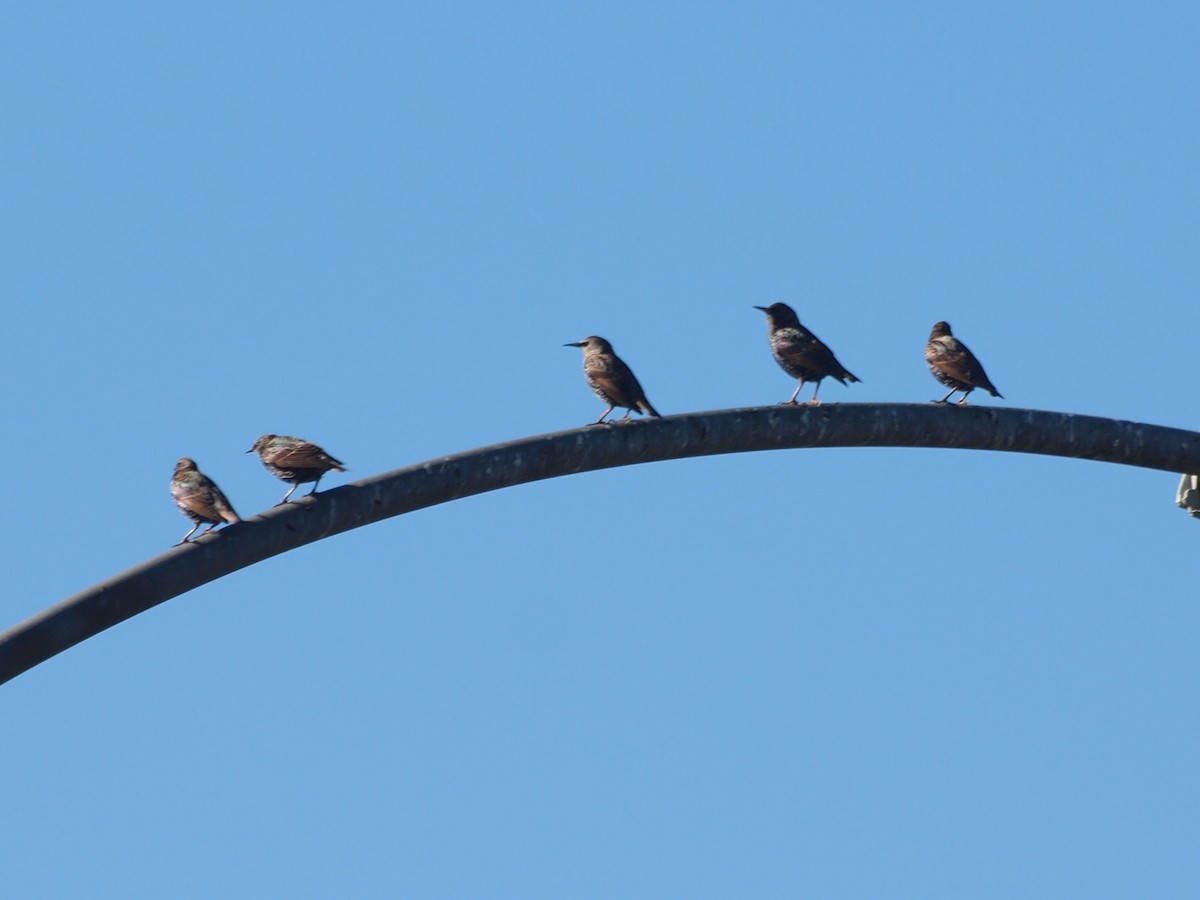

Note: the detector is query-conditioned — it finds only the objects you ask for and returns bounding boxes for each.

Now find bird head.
[754,303,801,329]
[930,321,952,339]
[564,336,613,354]
[248,435,277,455]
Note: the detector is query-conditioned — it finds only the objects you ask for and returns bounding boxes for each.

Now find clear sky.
[4,2,1199,897]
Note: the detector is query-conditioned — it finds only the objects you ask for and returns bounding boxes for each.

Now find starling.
[564,336,661,425]
[754,302,860,405]
[925,321,1003,404]
[248,434,347,504]
[171,458,241,544]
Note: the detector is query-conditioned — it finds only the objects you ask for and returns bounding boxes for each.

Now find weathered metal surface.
[3,404,1199,684]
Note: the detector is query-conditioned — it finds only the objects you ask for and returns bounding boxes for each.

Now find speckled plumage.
[248,434,347,503]
[924,321,1003,404]
[755,303,860,405]
[170,458,241,544]
[565,336,661,425]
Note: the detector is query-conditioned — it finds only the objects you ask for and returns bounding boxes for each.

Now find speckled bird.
[564,336,661,425]
[925,321,1003,404]
[754,303,860,405]
[170,458,241,544]
[248,434,347,503]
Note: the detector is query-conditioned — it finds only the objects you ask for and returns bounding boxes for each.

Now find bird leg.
[590,406,615,426]
[935,387,959,404]
[178,522,201,544]
[785,382,804,405]
[808,381,823,405]
[306,475,324,496]
[956,392,972,406]
[278,482,300,505]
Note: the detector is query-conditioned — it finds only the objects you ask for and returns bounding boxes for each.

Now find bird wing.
[265,441,345,471]
[587,357,646,409]
[172,481,221,522]
[776,329,849,380]
[927,338,986,386]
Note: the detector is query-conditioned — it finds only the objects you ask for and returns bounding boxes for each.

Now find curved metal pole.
[3,403,1199,685]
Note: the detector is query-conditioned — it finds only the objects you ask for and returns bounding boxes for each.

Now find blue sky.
[4,2,1199,897]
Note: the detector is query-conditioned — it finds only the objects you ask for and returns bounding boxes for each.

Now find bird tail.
[218,501,242,524]
[842,369,861,384]
[639,400,661,418]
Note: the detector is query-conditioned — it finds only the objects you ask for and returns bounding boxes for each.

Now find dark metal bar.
[3,403,1198,685]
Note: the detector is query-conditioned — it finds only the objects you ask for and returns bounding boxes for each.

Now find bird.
[924,321,1003,404]
[170,458,241,544]
[248,434,347,504]
[754,302,860,405]
[564,336,661,425]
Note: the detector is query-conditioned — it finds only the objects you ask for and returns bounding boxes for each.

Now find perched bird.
[170,458,241,544]
[564,336,661,425]
[248,434,347,504]
[754,303,860,405]
[925,321,1003,404]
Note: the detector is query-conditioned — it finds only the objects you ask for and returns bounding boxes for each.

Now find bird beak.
[753,305,768,312]
[563,342,583,348]
[245,448,254,454]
